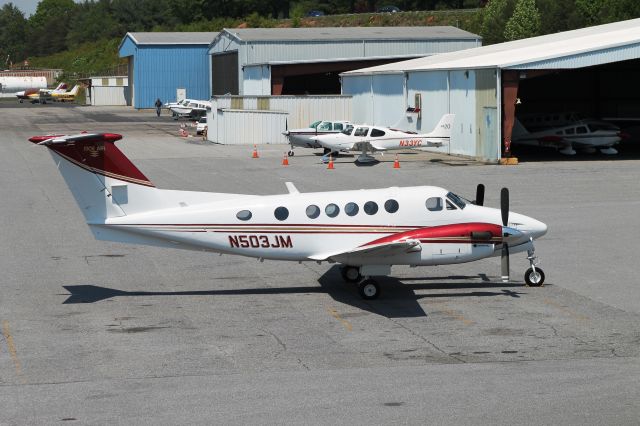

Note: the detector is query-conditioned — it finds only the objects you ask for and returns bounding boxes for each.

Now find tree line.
[1,0,640,68]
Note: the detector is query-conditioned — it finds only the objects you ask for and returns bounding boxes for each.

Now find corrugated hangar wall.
[120,39,211,109]
[133,45,210,108]
[209,29,482,96]
[342,69,499,161]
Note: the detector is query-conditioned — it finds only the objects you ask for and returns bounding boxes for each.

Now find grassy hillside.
[28,38,126,81]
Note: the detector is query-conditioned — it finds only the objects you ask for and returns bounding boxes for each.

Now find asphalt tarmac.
[1,102,639,425]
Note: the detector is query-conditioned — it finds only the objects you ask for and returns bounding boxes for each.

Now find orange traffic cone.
[327,154,335,170]
[393,154,401,169]
[252,144,259,158]
[282,153,289,166]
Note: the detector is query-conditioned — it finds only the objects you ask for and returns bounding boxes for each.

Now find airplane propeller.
[474,183,485,206]
[500,187,510,282]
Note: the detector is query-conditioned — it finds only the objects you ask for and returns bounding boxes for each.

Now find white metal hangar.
[342,18,640,162]
[207,27,481,96]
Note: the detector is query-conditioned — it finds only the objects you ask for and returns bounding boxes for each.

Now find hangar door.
[371,74,405,127]
[212,52,239,95]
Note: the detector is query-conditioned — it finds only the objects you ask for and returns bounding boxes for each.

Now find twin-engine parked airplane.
[30,132,547,299]
[313,114,455,163]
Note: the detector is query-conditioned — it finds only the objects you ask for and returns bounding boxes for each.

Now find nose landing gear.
[524,240,545,286]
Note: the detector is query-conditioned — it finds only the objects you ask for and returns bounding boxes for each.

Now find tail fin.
[512,118,530,137]
[68,85,80,96]
[30,133,157,223]
[390,108,420,132]
[55,82,68,91]
[425,114,455,138]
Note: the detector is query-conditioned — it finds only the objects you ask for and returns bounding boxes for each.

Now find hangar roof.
[343,18,640,75]
[123,32,218,46]
[219,26,479,43]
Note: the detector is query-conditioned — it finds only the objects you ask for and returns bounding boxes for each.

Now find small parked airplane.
[30,132,547,300]
[170,99,211,120]
[16,82,67,103]
[52,85,80,102]
[313,114,455,163]
[511,117,623,155]
[283,120,353,156]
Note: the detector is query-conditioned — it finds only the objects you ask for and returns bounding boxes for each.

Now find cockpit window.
[446,192,466,209]
[353,127,369,137]
[317,121,332,131]
[370,128,386,137]
[341,125,354,135]
[333,123,344,131]
[309,120,322,128]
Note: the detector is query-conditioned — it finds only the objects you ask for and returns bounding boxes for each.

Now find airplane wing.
[309,239,421,262]
[353,141,376,151]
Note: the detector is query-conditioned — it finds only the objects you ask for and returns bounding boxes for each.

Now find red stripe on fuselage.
[362,223,503,246]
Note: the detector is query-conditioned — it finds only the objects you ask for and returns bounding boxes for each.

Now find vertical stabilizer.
[29,133,158,223]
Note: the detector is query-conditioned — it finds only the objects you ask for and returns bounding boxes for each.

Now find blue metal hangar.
[119,32,218,109]
[341,18,640,162]
[208,27,481,96]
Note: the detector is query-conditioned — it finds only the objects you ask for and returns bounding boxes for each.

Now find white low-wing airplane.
[512,117,623,155]
[30,132,547,299]
[282,120,353,156]
[313,114,455,163]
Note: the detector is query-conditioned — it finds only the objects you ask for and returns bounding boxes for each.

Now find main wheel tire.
[358,279,380,300]
[340,266,361,283]
[288,150,294,157]
[524,267,545,287]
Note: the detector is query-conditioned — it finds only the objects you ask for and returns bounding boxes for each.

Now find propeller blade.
[500,187,509,227]
[501,244,510,282]
[475,184,485,206]
[285,118,288,131]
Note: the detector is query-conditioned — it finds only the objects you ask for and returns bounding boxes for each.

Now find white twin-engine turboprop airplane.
[313,114,455,163]
[30,132,547,300]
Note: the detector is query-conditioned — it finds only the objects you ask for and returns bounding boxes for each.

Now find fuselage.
[314,125,444,153]
[101,185,547,265]
[285,120,352,149]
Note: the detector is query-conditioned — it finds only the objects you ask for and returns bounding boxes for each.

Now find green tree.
[0,3,27,64]
[504,0,540,40]
[480,0,515,44]
[28,0,77,56]
[535,0,580,34]
[66,0,120,46]
[602,0,640,22]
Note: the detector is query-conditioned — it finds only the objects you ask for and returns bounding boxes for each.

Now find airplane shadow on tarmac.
[61,265,527,318]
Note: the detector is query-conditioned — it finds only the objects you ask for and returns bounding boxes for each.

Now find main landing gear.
[340,265,381,300]
[524,242,545,287]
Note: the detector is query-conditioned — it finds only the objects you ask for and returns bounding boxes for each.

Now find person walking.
[155,98,162,117]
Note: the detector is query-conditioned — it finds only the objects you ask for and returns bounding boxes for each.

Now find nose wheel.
[525,267,545,286]
[524,241,545,286]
